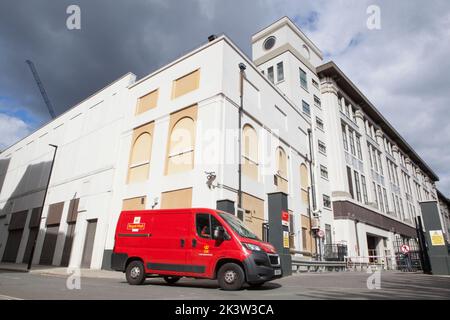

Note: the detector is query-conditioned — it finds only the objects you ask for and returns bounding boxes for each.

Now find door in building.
[61,198,79,267]
[2,230,24,262]
[3,210,28,263]
[367,235,380,263]
[60,223,76,267]
[22,228,38,263]
[40,202,64,265]
[39,225,60,265]
[81,219,97,268]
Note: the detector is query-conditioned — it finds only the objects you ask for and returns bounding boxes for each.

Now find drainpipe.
[354,218,360,256]
[237,63,246,211]
[307,128,317,211]
[307,128,319,260]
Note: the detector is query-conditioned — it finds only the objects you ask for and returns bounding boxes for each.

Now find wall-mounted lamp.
[205,171,217,189]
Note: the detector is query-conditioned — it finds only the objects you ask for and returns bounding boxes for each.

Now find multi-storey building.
[0,17,441,270]
[251,17,440,264]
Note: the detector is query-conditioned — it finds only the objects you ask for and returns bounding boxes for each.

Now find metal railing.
[323,244,348,261]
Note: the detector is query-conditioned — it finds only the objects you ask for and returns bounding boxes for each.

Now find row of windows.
[299,67,320,91]
[339,99,436,208]
[264,62,284,84]
[368,143,383,175]
[341,123,362,160]
[386,158,400,187]
[338,95,358,125]
[302,96,322,118]
[371,182,390,214]
[346,166,368,205]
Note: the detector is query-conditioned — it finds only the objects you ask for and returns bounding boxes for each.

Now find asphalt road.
[0,270,449,300]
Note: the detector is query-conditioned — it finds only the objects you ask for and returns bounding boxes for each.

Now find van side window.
[196,214,211,238]
[211,215,221,232]
[196,214,223,239]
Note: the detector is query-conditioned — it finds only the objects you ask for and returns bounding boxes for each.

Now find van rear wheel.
[164,276,181,284]
[218,263,245,291]
[125,260,145,285]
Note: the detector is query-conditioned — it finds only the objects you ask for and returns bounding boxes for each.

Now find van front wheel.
[125,260,145,285]
[218,263,245,291]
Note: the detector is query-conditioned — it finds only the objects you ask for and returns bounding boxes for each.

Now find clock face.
[263,36,276,50]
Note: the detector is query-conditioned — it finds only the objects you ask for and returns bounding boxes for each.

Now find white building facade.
[0,17,441,270]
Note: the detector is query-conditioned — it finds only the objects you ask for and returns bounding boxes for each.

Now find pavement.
[0,263,123,278]
[1,264,450,300]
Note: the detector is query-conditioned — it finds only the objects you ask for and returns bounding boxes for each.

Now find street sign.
[429,230,445,246]
[283,231,290,248]
[400,244,410,254]
[317,229,325,238]
[281,210,289,227]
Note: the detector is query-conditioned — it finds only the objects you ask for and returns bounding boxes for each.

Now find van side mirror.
[213,226,225,240]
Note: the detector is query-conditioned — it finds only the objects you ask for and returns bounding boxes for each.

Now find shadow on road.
[119,279,282,291]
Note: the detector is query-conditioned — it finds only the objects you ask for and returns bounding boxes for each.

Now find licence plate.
[274,269,281,276]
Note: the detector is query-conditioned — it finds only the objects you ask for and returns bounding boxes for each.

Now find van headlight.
[243,243,262,251]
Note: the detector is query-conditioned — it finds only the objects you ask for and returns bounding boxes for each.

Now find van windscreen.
[219,212,259,240]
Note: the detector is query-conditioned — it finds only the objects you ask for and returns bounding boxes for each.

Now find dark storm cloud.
[0,0,282,120]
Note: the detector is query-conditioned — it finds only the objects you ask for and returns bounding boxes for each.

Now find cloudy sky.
[0,0,449,195]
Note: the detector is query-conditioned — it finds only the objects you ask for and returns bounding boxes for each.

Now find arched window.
[276,146,288,193]
[128,123,153,184]
[166,116,195,175]
[242,124,258,180]
[300,163,309,204]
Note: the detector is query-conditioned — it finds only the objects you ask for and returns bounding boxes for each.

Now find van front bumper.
[243,251,282,283]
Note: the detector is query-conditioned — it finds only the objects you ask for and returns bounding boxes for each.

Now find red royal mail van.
[111,208,282,290]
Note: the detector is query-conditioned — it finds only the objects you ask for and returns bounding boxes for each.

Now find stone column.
[320,78,349,198]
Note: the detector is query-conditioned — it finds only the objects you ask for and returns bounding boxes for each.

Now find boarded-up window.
[46,202,64,226]
[66,199,79,223]
[242,193,264,239]
[160,188,192,209]
[242,124,258,180]
[166,105,197,175]
[301,215,316,255]
[172,69,200,99]
[136,89,158,115]
[276,147,288,193]
[128,122,154,184]
[300,163,309,205]
[122,196,146,211]
[40,202,64,265]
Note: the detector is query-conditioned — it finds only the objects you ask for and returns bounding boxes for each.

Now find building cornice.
[320,77,338,96]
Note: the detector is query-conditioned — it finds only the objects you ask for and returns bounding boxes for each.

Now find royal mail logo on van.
[127,216,145,232]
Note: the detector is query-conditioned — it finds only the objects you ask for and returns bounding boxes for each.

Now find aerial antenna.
[25,60,57,119]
